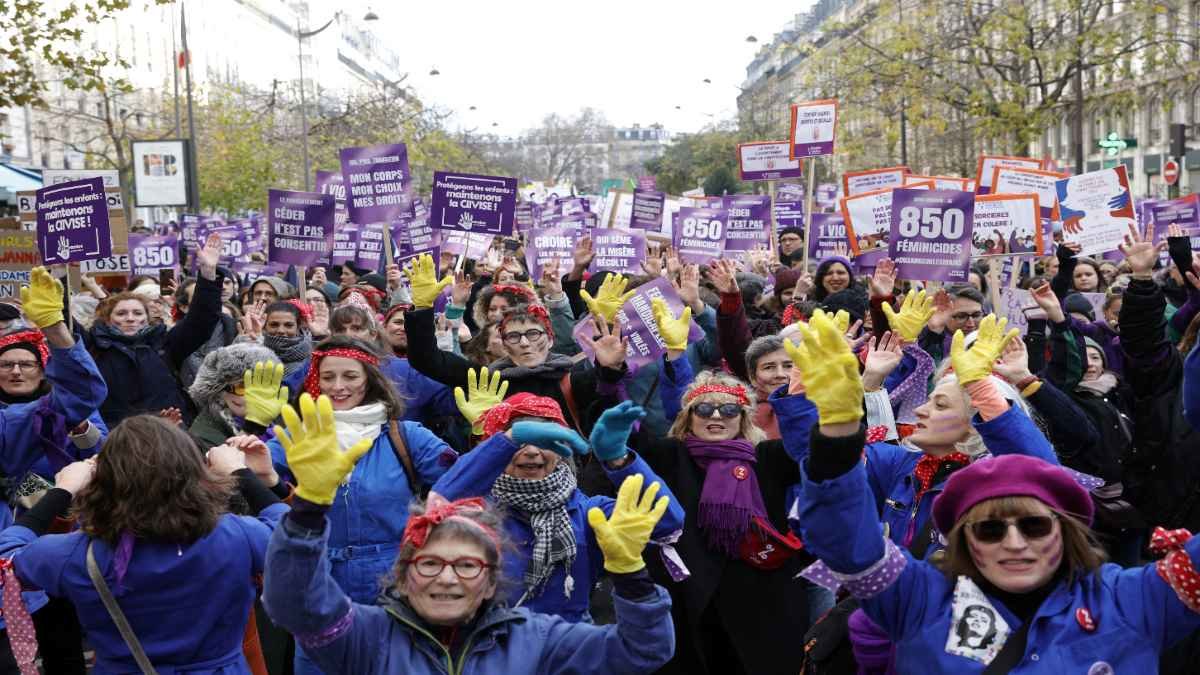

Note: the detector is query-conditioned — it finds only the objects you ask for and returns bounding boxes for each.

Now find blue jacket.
[431,433,685,621]
[0,503,289,674]
[799,457,1200,673]
[283,356,457,424]
[771,389,1058,552]
[262,514,675,674]
[269,420,456,603]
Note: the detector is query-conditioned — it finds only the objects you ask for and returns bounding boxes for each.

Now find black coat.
[634,435,812,675]
[85,274,223,427]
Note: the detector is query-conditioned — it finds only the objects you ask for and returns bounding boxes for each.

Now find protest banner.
[843,166,909,197]
[724,195,771,252]
[991,166,1066,221]
[430,171,518,236]
[971,194,1043,257]
[1149,194,1200,253]
[355,222,387,271]
[997,287,1038,336]
[841,188,895,262]
[514,202,540,232]
[267,189,335,267]
[339,144,413,224]
[887,188,974,282]
[738,141,803,181]
[815,182,838,209]
[807,213,849,262]
[589,229,646,276]
[572,276,704,371]
[638,176,657,191]
[788,99,838,159]
[331,224,361,265]
[392,217,441,268]
[35,177,112,264]
[525,226,579,275]
[439,231,493,259]
[777,183,806,201]
[601,190,635,230]
[0,231,38,298]
[42,169,120,188]
[904,175,972,191]
[774,200,805,233]
[128,233,179,276]
[1055,165,1136,257]
[974,155,1043,195]
[629,189,666,231]
[673,206,728,264]
[315,170,349,230]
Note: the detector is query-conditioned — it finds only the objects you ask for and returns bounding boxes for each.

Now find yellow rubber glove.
[650,298,691,351]
[787,310,864,426]
[242,361,288,427]
[274,394,373,505]
[408,253,453,309]
[950,314,1019,385]
[19,267,64,329]
[587,473,670,574]
[580,274,636,323]
[880,290,935,342]
[830,309,851,335]
[454,367,509,435]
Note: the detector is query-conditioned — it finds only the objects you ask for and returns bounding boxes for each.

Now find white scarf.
[332,402,387,453]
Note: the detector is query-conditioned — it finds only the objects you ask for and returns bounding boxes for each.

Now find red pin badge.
[1075,607,1096,632]
[733,466,749,480]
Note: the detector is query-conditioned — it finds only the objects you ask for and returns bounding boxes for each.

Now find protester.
[187,345,287,451]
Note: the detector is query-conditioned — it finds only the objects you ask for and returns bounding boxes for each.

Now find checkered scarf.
[490,462,577,597]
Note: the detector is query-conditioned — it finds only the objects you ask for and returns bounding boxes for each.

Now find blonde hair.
[924,361,1036,458]
[668,370,765,444]
[941,495,1106,586]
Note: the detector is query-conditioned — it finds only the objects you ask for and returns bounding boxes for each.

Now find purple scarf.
[684,437,768,557]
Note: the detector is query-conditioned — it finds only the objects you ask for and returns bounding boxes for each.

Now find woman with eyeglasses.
[404,254,625,435]
[790,310,1200,674]
[263,394,676,674]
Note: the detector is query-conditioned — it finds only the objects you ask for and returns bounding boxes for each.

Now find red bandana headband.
[301,347,380,399]
[499,303,555,340]
[285,299,314,326]
[0,330,49,367]
[685,384,750,406]
[479,392,567,439]
[492,284,537,303]
[401,496,500,552]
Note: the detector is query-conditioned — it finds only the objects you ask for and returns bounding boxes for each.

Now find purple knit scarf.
[684,437,767,557]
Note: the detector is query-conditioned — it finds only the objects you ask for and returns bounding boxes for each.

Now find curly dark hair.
[301,335,406,418]
[73,415,234,546]
[462,321,500,367]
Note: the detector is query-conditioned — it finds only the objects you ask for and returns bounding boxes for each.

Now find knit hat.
[249,276,295,301]
[736,272,766,309]
[188,343,282,410]
[773,267,803,304]
[359,273,388,294]
[778,226,803,240]
[1063,293,1095,321]
[932,455,1094,533]
[1083,336,1106,366]
[819,287,868,325]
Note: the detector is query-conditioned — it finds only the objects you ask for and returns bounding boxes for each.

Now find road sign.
[1165,160,1181,186]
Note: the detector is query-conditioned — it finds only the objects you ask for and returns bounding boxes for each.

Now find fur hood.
[188,343,281,410]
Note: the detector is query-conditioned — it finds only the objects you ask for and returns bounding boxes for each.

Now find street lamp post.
[296,10,378,191]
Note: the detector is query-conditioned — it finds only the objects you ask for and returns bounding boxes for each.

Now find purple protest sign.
[35,177,111,264]
[439,231,493,259]
[724,195,771,252]
[1149,194,1200,236]
[638,175,657,191]
[339,144,413,224]
[776,183,806,201]
[789,99,838,158]
[331,224,361,265]
[128,233,179,276]
[673,206,728,264]
[525,227,580,275]
[816,183,838,209]
[774,200,805,234]
[355,222,386,271]
[630,189,666,231]
[807,213,849,261]
[430,171,518,236]
[572,276,705,371]
[888,188,974,282]
[267,189,335,267]
[589,229,646,276]
[392,217,441,268]
[515,203,540,232]
[316,170,349,232]
[738,141,803,181]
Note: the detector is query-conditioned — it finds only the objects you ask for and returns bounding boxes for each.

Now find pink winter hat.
[932,455,1094,534]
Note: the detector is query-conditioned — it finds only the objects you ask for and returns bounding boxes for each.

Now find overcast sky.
[362,1,810,138]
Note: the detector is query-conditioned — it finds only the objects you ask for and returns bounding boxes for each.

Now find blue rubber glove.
[588,401,646,462]
[510,421,589,457]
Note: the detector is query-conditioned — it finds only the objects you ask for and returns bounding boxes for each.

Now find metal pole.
[171,4,180,137]
[297,18,312,192]
[182,2,200,212]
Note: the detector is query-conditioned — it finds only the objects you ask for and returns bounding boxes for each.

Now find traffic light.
[1170,122,1187,159]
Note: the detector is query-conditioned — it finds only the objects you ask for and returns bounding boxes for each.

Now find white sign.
[80,255,131,274]
[844,167,909,197]
[131,139,189,206]
[43,169,120,189]
[738,141,803,181]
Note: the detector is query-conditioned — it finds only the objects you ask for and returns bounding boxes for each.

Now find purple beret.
[932,455,1094,534]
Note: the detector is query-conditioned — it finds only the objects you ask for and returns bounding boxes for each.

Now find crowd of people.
[0,217,1199,674]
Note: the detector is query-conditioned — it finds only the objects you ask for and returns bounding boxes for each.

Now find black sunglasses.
[691,402,743,419]
[966,515,1057,543]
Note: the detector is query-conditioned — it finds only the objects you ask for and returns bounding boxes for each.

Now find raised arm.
[710,259,753,381]
[164,234,224,367]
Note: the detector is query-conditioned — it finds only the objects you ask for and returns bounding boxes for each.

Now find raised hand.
[571,235,595,279]
[540,259,564,298]
[1030,281,1065,323]
[454,367,509,436]
[274,394,374,504]
[862,331,904,392]
[588,315,629,368]
[928,289,953,333]
[581,273,636,322]
[242,361,289,426]
[450,270,473,306]
[869,258,897,298]
[205,444,248,476]
[589,401,646,462]
[407,253,453,309]
[587,473,670,574]
[950,314,1018,385]
[880,289,935,342]
[225,434,278,486]
[158,407,183,426]
[992,335,1034,384]
[196,233,222,279]
[1119,223,1166,277]
[707,259,739,295]
[19,267,64,328]
[651,298,692,352]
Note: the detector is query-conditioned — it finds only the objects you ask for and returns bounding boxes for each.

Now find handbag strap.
[86,542,158,675]
[558,373,582,432]
[387,420,423,496]
[980,617,1032,675]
